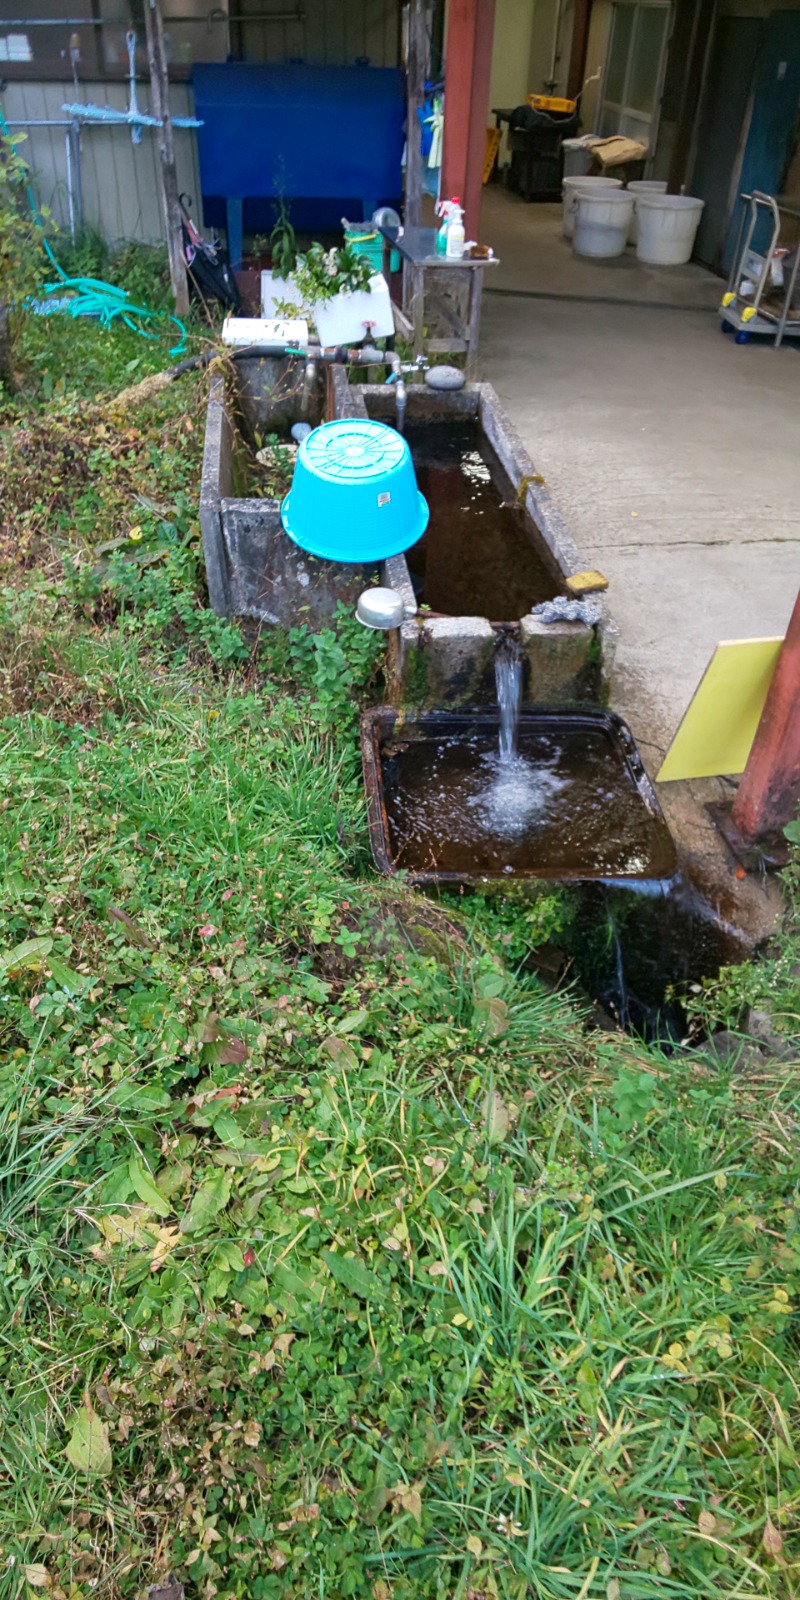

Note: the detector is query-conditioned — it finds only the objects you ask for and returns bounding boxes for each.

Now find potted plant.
[282,241,394,346]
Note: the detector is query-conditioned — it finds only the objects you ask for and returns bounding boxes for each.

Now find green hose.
[1,106,187,354]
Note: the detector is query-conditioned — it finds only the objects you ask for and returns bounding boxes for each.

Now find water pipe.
[118,339,429,420]
[301,354,316,415]
[390,351,406,434]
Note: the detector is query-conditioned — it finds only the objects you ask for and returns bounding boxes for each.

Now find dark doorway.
[691,16,759,271]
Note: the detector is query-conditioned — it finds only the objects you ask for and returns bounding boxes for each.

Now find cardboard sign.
[657,637,783,783]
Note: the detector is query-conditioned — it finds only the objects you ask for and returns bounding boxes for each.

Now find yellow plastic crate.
[527,93,576,114]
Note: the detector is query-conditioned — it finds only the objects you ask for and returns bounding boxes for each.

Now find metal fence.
[2,78,202,244]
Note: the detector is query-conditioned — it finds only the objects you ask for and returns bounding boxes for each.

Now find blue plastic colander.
[281,419,429,562]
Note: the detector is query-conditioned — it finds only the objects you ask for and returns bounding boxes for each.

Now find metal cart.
[720,190,800,347]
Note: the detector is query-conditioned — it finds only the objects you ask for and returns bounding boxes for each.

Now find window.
[0,34,32,61]
[599,2,670,149]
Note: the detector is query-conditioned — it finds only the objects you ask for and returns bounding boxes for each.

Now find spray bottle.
[445,198,465,259]
[435,197,456,255]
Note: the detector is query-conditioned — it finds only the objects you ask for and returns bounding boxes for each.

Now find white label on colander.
[378,491,391,507]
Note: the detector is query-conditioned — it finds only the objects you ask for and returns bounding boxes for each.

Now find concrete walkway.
[479,190,800,763]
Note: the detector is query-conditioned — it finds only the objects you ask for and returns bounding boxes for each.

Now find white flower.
[496,1513,524,1538]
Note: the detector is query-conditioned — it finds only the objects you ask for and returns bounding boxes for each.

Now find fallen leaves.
[763,1518,783,1556]
[389,1482,423,1523]
[65,1394,113,1476]
[23,1566,51,1589]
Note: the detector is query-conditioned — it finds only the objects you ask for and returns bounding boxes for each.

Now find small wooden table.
[376,223,497,376]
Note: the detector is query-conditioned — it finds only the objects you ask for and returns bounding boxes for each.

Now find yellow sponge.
[566,570,609,596]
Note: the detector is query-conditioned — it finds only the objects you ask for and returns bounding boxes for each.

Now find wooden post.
[566,0,593,103]
[405,0,428,230]
[729,589,800,842]
[440,0,497,240]
[144,0,189,318]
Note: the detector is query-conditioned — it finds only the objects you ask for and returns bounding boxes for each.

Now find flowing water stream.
[495,638,522,764]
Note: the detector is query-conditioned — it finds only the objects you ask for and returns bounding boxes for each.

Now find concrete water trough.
[199,358,379,630]
[200,358,616,705]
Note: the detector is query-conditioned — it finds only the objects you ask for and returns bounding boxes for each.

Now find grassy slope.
[0,308,799,1600]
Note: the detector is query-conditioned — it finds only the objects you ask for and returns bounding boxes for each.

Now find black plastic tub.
[361,707,677,885]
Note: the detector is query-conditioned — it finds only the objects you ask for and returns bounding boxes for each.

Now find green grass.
[0,312,799,1600]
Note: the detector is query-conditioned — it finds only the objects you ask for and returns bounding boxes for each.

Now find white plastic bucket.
[562,175,622,239]
[573,189,634,259]
[562,137,597,179]
[626,179,668,244]
[635,194,705,265]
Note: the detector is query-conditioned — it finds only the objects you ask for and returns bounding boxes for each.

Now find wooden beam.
[144,0,189,318]
[730,588,800,841]
[405,0,428,230]
[567,0,592,104]
[440,0,496,240]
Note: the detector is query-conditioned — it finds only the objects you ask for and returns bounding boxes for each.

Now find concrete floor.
[479,189,799,753]
[477,188,799,935]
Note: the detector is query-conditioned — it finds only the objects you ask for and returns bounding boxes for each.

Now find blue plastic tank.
[281,419,429,563]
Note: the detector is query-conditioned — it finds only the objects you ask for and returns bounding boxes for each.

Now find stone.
[701,1029,767,1074]
[746,1007,797,1062]
[425,364,466,391]
[519,613,597,702]
[400,615,496,705]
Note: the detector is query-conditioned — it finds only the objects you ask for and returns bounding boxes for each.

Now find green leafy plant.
[269,193,297,280]
[288,601,385,722]
[288,241,373,310]
[0,131,50,384]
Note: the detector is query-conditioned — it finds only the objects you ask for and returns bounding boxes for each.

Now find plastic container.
[626,179,668,243]
[573,189,635,258]
[635,194,705,265]
[221,316,308,349]
[446,202,465,258]
[261,270,304,317]
[527,93,576,114]
[281,419,429,562]
[313,273,394,346]
[343,220,399,274]
[562,175,622,239]
[562,136,597,178]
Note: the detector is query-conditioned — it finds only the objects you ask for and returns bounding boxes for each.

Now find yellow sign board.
[657,637,782,783]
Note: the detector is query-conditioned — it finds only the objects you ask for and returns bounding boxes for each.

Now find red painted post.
[440,0,497,240]
[730,588,800,841]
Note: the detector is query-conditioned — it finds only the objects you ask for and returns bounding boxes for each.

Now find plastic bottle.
[445,199,465,259]
[435,197,454,255]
